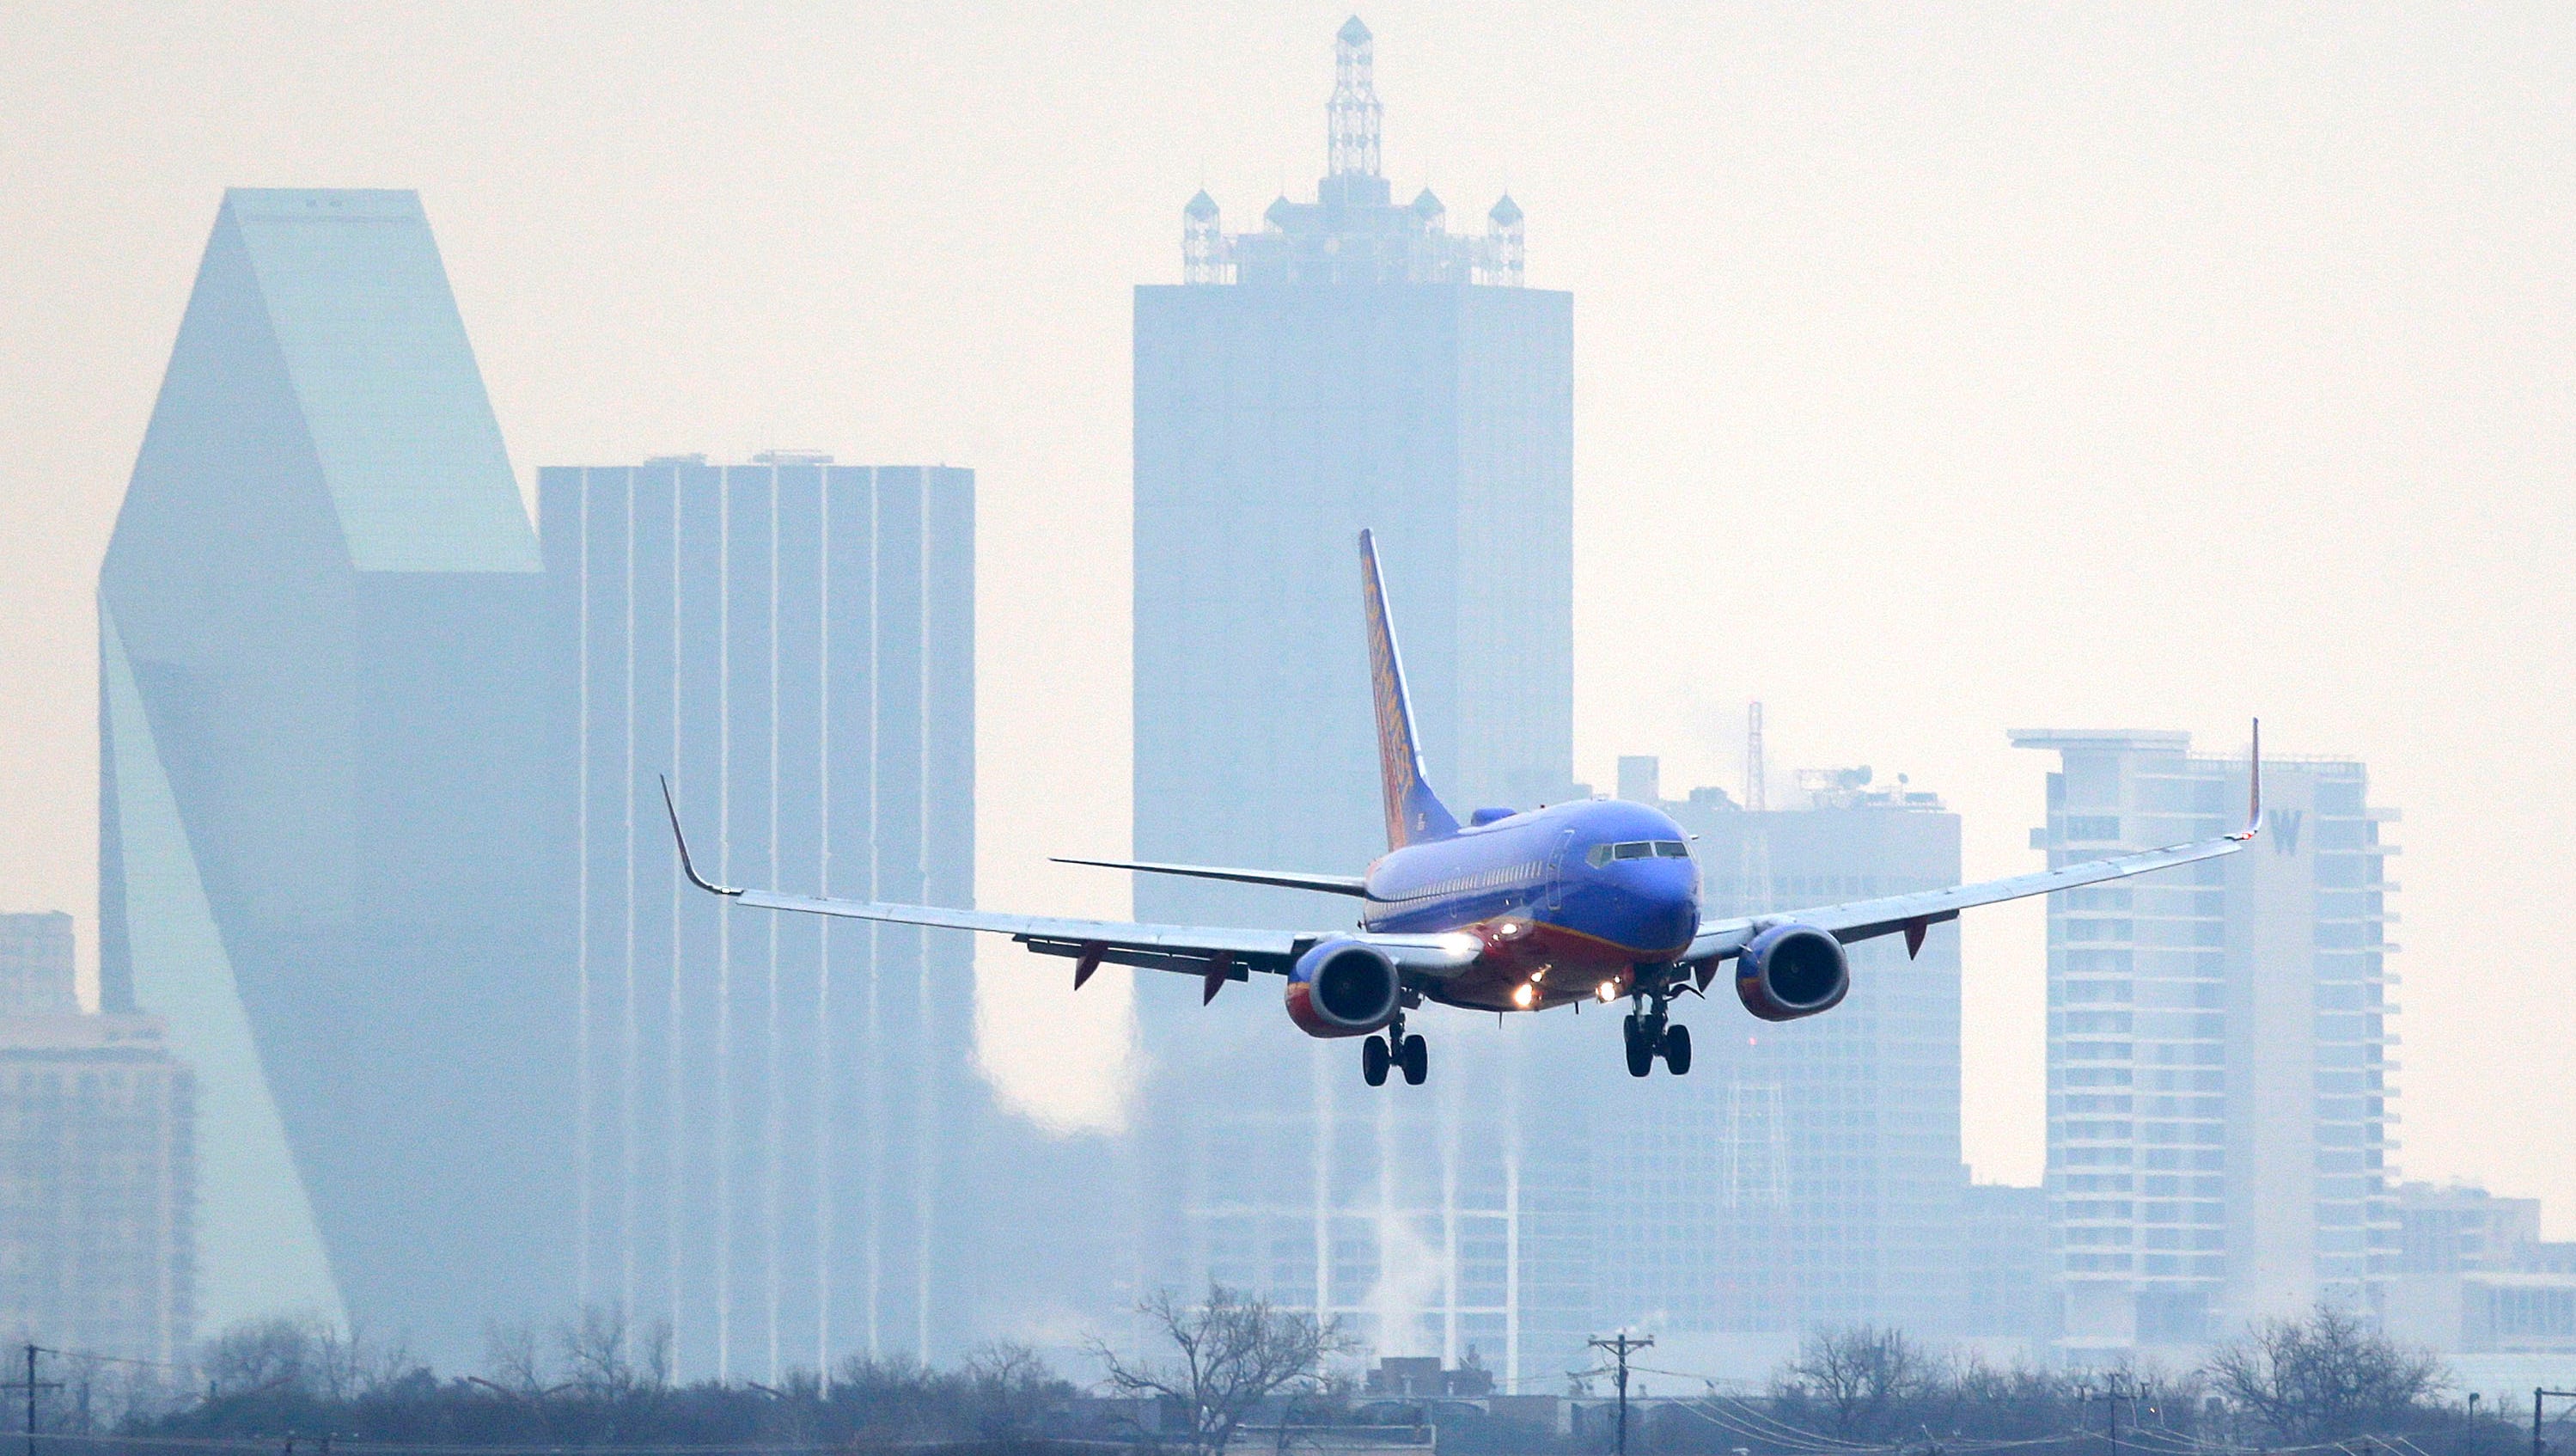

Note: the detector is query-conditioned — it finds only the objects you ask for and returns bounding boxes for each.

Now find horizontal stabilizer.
[1053,857,1370,898]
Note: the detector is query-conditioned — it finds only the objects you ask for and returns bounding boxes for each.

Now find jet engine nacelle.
[1285,939,1402,1038]
[1735,922,1850,1022]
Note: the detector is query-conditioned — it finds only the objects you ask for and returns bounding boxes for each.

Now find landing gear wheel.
[1623,1015,1655,1078]
[1363,1035,1390,1087]
[1661,1023,1693,1075]
[1399,1033,1428,1086]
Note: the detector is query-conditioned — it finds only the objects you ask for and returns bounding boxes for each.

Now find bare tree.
[559,1304,636,1397]
[1090,1285,1352,1456]
[202,1317,317,1397]
[1776,1326,1944,1441]
[481,1318,548,1398]
[2205,1306,2447,1442]
[314,1318,413,1401]
[961,1341,1071,1439]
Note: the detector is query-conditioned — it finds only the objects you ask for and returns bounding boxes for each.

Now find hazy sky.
[4,2,2571,1219]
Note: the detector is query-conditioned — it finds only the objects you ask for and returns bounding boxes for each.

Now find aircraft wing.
[661,780,1477,995]
[1050,856,1371,897]
[1685,720,2263,968]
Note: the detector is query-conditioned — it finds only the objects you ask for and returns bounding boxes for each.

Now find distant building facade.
[2011,730,2398,1361]
[1130,19,1577,1386]
[2384,1181,2576,1357]
[0,914,76,1015]
[100,188,565,1359]
[1959,1183,2053,1348]
[1596,762,1981,1343]
[0,914,194,1365]
[540,457,976,1378]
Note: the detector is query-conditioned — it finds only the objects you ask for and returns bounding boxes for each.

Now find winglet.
[2228,719,2262,841]
[660,774,742,896]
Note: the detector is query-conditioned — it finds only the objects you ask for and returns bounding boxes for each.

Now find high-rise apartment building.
[1594,762,1974,1353]
[0,915,195,1365]
[540,457,977,1377]
[100,189,565,1359]
[2011,729,2398,1360]
[1130,19,1575,1385]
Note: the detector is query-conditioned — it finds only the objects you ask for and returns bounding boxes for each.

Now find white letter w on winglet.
[1358,529,1461,851]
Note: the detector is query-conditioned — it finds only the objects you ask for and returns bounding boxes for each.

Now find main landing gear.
[1623,998,1692,1078]
[1363,1016,1427,1087]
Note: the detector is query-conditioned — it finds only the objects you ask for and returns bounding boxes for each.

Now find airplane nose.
[1616,862,1698,951]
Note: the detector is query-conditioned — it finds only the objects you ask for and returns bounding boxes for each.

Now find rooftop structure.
[1182,18,1523,286]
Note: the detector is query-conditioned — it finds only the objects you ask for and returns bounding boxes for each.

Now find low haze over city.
[3,5,2573,1455]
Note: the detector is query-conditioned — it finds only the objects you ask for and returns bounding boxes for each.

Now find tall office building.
[0,914,195,1365]
[2011,730,2398,1361]
[1592,762,1974,1363]
[100,189,565,1359]
[540,456,977,1377]
[1130,19,1575,1386]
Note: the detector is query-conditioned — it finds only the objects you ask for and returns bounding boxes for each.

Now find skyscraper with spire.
[1131,17,1579,1386]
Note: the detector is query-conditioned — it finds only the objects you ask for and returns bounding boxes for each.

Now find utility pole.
[2533,1387,2576,1456]
[1588,1334,1653,1456]
[0,1347,61,1456]
[2078,1373,2133,1456]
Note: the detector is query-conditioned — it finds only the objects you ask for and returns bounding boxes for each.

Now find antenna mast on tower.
[1328,16,1383,180]
[1741,701,1772,913]
[1743,700,1767,812]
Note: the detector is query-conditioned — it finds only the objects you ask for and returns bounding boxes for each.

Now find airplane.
[664,529,2260,1087]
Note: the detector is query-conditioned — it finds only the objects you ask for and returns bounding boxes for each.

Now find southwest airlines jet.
[666,530,2258,1086]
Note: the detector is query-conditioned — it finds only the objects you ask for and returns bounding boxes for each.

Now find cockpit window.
[1590,839,1691,865]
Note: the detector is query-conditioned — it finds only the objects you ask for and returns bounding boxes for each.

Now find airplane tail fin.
[1359,529,1460,851]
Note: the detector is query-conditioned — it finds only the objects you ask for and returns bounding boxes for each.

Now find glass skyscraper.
[1129,20,1577,1386]
[539,457,978,1380]
[2012,729,2398,1360]
[98,188,565,1360]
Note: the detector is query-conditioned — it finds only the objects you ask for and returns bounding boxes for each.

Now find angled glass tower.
[1131,19,1578,1386]
[99,189,568,1359]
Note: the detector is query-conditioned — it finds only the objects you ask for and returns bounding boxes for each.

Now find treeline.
[1639,1310,2520,1456]
[34,1298,2549,1456]
[86,1309,1084,1453]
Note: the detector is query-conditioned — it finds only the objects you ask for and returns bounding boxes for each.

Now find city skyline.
[3,2,2573,1277]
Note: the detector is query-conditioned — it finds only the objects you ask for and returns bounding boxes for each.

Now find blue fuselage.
[1358,799,1700,1011]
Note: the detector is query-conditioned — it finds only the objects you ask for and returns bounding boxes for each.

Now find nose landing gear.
[1623,995,1692,1077]
[1362,1016,1428,1086]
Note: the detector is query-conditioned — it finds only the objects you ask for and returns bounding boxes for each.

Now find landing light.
[1512,982,1535,1009]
